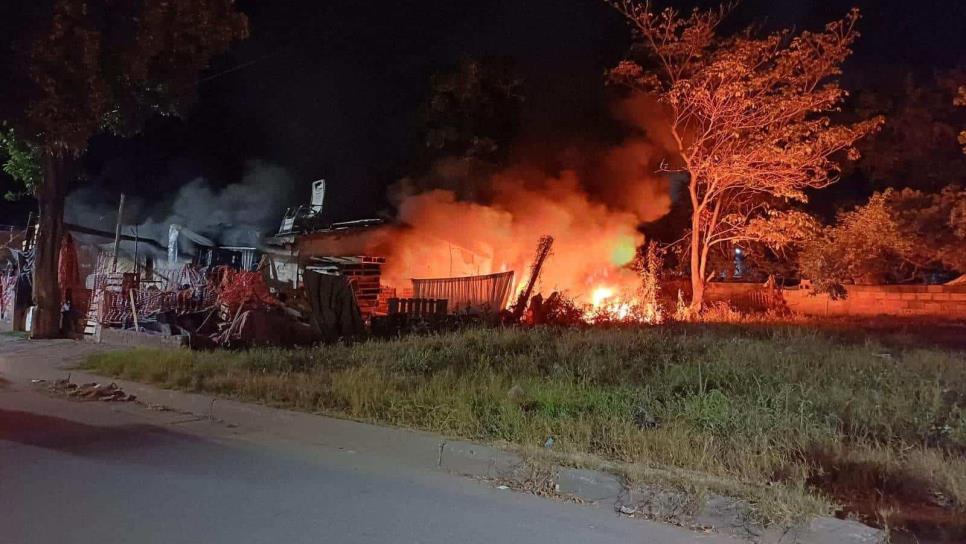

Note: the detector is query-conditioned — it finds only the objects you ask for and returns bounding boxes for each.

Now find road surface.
[0,335,737,544]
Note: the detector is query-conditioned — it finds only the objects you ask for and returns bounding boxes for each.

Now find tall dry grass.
[85,325,966,523]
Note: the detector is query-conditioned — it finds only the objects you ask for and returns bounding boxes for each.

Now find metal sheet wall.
[411,271,514,313]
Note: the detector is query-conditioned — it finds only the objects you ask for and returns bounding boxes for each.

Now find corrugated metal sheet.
[412,271,514,314]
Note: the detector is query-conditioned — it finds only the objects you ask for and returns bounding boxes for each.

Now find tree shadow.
[0,408,194,455]
[0,407,307,483]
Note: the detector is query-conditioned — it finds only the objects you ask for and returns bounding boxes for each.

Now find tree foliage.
[799,186,966,291]
[850,70,966,191]
[0,125,41,200]
[395,57,526,202]
[17,0,249,157]
[738,209,822,281]
[422,56,525,162]
[608,1,883,308]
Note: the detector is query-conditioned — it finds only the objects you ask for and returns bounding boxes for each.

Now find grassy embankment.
[84,325,966,526]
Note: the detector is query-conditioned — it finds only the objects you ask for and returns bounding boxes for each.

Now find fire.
[585,284,639,322]
[590,285,616,306]
[322,95,677,321]
[362,95,673,301]
[370,175,650,297]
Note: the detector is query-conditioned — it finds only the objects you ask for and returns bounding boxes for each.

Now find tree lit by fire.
[608,1,883,310]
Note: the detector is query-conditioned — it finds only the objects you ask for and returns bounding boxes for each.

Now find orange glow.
[314,95,680,320]
[344,94,675,311]
[366,173,650,302]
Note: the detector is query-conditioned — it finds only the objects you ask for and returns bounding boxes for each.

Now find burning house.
[264,179,517,323]
[43,157,663,346]
[167,224,260,272]
[55,176,518,347]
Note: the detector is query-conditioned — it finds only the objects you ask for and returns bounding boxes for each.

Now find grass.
[83,324,966,527]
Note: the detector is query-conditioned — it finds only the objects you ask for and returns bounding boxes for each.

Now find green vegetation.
[84,326,966,524]
[0,124,40,201]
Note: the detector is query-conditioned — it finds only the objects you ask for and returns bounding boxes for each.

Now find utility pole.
[111,194,125,273]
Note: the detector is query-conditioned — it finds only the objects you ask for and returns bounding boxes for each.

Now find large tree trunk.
[689,213,705,312]
[31,152,69,339]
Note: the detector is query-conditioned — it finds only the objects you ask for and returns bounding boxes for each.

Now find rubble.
[34,378,137,402]
[86,260,327,349]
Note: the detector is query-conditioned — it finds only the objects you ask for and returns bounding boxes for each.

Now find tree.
[608,2,882,310]
[800,191,914,290]
[799,186,966,291]
[956,85,966,154]
[849,69,966,192]
[884,186,966,274]
[1,0,247,337]
[423,56,525,163]
[395,56,525,202]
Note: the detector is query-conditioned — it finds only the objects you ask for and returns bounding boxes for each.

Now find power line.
[196,55,273,86]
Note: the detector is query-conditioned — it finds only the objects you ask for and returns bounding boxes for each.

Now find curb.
[439,440,530,480]
[555,468,623,502]
[435,435,884,544]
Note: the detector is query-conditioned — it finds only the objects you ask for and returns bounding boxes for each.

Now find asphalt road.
[0,335,736,544]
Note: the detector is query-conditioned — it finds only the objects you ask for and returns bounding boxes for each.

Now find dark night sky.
[1,0,965,229]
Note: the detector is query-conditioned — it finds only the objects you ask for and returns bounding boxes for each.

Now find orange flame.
[314,94,674,319]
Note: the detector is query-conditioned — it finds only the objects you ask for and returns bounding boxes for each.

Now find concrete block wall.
[783,284,966,318]
[702,282,966,318]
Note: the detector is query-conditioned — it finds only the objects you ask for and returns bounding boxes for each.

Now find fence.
[85,251,217,333]
[411,271,514,314]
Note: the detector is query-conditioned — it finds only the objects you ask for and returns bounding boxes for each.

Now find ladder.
[83,273,123,339]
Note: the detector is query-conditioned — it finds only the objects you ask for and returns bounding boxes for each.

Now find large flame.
[370,170,654,303]
[321,94,673,323]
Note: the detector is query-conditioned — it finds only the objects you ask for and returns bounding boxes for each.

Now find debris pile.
[192,269,321,349]
[34,378,137,402]
[215,269,277,315]
[525,292,585,326]
[89,260,327,349]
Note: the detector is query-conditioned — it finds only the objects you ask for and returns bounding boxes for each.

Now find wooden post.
[22,212,34,251]
[111,194,126,273]
[128,289,139,332]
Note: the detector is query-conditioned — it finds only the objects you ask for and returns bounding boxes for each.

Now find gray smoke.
[65,160,299,255]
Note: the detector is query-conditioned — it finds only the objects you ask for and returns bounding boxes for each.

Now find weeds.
[84,325,966,527]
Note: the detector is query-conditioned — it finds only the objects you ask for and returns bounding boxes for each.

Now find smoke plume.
[66,160,298,256]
